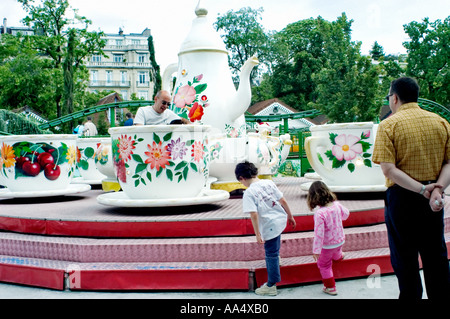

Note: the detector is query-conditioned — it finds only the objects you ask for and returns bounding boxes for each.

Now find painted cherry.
[44,164,60,180]
[22,161,41,176]
[15,156,30,169]
[38,152,54,168]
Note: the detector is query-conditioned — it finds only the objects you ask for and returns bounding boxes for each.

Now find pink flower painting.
[331,134,363,161]
[324,130,373,172]
[117,135,136,162]
[145,141,171,171]
[191,141,204,163]
[173,85,196,108]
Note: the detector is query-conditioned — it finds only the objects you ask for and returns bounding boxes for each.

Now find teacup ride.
[163,2,292,192]
[302,121,386,192]
[72,137,109,186]
[96,125,229,207]
[0,2,446,293]
[0,134,90,198]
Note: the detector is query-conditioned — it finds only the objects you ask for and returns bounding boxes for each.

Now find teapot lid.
[179,1,228,55]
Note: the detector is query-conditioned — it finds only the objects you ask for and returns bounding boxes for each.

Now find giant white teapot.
[163,1,258,136]
[162,1,291,190]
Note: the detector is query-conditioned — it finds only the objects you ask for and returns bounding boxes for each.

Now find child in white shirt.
[235,161,296,296]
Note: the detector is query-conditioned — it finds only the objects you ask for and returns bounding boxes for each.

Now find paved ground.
[0,273,408,299]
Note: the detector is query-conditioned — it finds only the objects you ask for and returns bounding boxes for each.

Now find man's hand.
[423,183,443,199]
[429,187,445,212]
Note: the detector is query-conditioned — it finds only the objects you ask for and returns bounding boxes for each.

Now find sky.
[2,0,450,71]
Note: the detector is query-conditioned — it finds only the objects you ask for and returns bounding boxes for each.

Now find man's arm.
[430,160,450,211]
[180,117,191,124]
[380,162,440,198]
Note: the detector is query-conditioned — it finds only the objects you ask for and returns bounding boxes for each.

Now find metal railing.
[38,100,153,130]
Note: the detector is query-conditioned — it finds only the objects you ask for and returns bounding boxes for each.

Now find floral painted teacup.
[94,140,116,178]
[109,125,211,199]
[76,137,109,181]
[304,122,385,186]
[94,140,121,192]
[0,134,77,192]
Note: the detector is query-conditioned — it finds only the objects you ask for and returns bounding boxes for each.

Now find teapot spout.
[229,56,259,122]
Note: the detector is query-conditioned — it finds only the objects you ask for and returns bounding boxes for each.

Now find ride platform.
[0,177,448,291]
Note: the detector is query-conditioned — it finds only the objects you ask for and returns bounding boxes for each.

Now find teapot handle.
[162,63,179,93]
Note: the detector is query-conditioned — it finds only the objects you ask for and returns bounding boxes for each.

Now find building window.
[113,54,124,63]
[132,39,141,45]
[120,71,127,84]
[91,70,98,83]
[138,72,147,84]
[92,55,101,62]
[138,91,148,100]
[121,90,128,101]
[138,54,146,63]
[116,39,123,46]
[106,70,113,83]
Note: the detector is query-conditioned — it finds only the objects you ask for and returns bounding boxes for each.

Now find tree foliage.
[262,14,381,122]
[268,16,330,109]
[0,33,57,118]
[214,7,272,84]
[17,0,106,124]
[370,41,385,61]
[404,17,450,106]
[312,14,381,122]
[215,10,450,122]
[148,35,161,97]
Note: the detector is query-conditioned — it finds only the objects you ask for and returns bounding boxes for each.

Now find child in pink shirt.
[307,181,349,295]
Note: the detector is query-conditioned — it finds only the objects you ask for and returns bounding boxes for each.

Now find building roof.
[247,98,297,115]
[96,92,123,105]
[247,98,317,129]
[11,106,48,124]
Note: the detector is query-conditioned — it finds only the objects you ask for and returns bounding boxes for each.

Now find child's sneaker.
[322,286,338,295]
[255,283,277,296]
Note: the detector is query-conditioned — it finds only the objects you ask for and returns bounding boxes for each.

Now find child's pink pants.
[317,246,343,287]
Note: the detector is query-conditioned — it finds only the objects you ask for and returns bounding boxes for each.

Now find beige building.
[1,18,34,36]
[86,28,156,101]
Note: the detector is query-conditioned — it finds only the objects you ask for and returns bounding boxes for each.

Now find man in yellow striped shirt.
[373,77,450,299]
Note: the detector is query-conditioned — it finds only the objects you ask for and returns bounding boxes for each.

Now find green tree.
[148,35,161,97]
[312,14,380,122]
[403,16,450,106]
[214,7,272,84]
[267,17,330,109]
[378,60,405,97]
[63,28,76,119]
[370,41,385,61]
[18,0,106,122]
[0,33,56,118]
[254,13,380,121]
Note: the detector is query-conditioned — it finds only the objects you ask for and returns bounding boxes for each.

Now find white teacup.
[0,134,77,192]
[94,140,115,180]
[208,133,292,182]
[109,125,211,199]
[76,137,108,181]
[305,122,385,186]
[209,135,247,182]
[94,140,121,192]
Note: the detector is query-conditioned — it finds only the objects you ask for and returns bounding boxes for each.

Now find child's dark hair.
[307,181,337,210]
[235,161,258,180]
